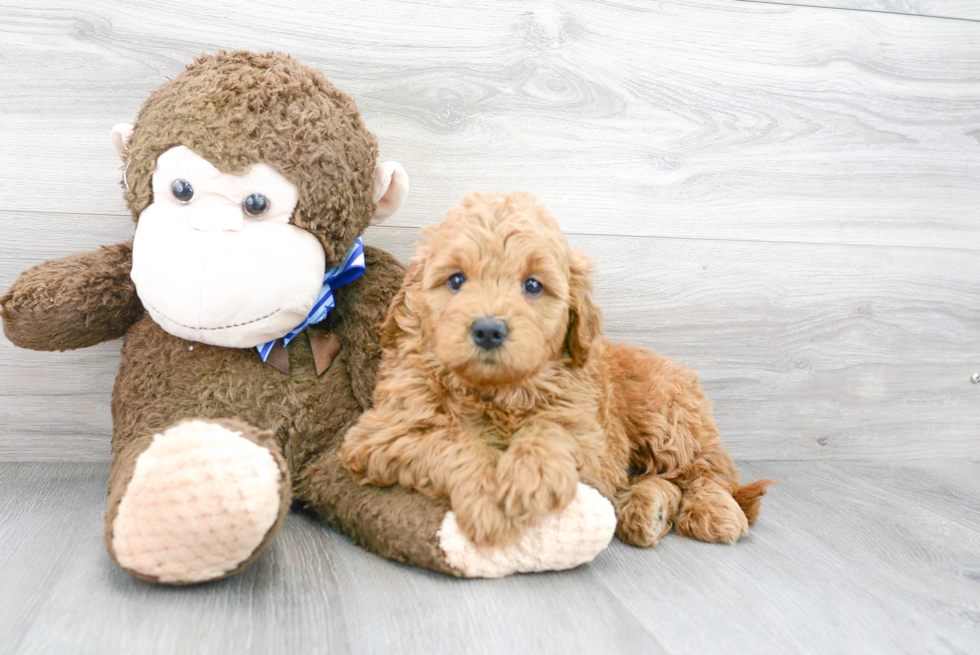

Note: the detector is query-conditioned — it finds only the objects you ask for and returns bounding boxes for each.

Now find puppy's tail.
[733,478,774,525]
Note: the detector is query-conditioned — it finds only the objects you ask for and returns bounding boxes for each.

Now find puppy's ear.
[381,250,425,350]
[565,249,602,366]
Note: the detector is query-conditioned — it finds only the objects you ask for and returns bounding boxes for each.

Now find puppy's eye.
[523,278,544,296]
[447,273,466,292]
[243,193,269,216]
[171,179,194,203]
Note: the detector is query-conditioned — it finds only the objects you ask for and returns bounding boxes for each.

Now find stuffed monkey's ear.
[565,249,602,367]
[372,161,409,224]
[111,123,134,160]
[380,249,425,350]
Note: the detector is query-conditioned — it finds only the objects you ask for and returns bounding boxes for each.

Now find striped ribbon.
[255,238,366,362]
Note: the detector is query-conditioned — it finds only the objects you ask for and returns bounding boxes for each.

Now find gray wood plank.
[593,458,980,655]
[0,463,110,654]
[2,461,978,655]
[745,0,980,21]
[3,224,978,462]
[0,0,979,249]
[809,459,980,532]
[0,463,659,655]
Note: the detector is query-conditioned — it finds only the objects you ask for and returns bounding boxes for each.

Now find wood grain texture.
[1,0,978,462]
[747,0,980,21]
[2,460,978,655]
[0,0,979,249]
[3,224,977,461]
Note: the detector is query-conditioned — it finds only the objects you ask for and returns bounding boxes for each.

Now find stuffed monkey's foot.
[106,419,290,584]
[437,483,615,578]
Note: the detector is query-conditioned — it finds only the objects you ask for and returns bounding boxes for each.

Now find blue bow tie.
[255,238,366,362]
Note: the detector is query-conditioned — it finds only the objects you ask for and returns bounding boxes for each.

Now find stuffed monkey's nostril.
[471,317,509,351]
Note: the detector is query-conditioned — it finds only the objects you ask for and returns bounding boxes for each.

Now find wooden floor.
[2,2,978,654]
[1,459,977,655]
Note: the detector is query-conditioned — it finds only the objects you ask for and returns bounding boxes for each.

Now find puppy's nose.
[471,317,509,351]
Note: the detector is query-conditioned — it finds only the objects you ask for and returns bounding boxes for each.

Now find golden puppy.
[342,192,772,548]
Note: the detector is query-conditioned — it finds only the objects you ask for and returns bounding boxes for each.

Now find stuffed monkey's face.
[130,146,326,348]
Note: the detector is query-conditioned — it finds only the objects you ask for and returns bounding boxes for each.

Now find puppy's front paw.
[340,441,397,487]
[438,483,617,578]
[451,489,525,547]
[496,448,578,521]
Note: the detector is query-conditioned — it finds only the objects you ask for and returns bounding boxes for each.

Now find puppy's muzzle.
[471,317,509,351]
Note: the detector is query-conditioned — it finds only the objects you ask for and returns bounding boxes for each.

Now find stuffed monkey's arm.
[1,242,143,351]
[331,245,406,410]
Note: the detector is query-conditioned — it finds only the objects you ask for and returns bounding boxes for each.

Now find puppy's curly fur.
[343,192,772,548]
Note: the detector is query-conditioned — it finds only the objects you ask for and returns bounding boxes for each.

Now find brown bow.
[263,328,341,376]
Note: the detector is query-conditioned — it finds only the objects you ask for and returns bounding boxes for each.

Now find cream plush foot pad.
[112,420,283,584]
[438,483,617,578]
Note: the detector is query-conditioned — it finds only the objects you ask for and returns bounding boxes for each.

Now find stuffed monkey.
[1,52,615,584]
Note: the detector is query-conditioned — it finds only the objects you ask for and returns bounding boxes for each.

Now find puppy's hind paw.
[616,501,670,548]
[675,486,749,545]
[438,483,616,578]
[615,477,682,548]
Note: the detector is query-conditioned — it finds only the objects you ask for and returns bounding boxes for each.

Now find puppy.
[342,192,772,548]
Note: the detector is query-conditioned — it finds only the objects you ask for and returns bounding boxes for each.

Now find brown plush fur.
[106,246,454,572]
[343,192,772,547]
[1,52,460,579]
[1,242,142,351]
[123,51,377,265]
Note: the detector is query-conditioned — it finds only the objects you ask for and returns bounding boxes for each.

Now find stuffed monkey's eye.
[523,278,544,296]
[447,273,466,292]
[171,179,194,203]
[243,193,269,217]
